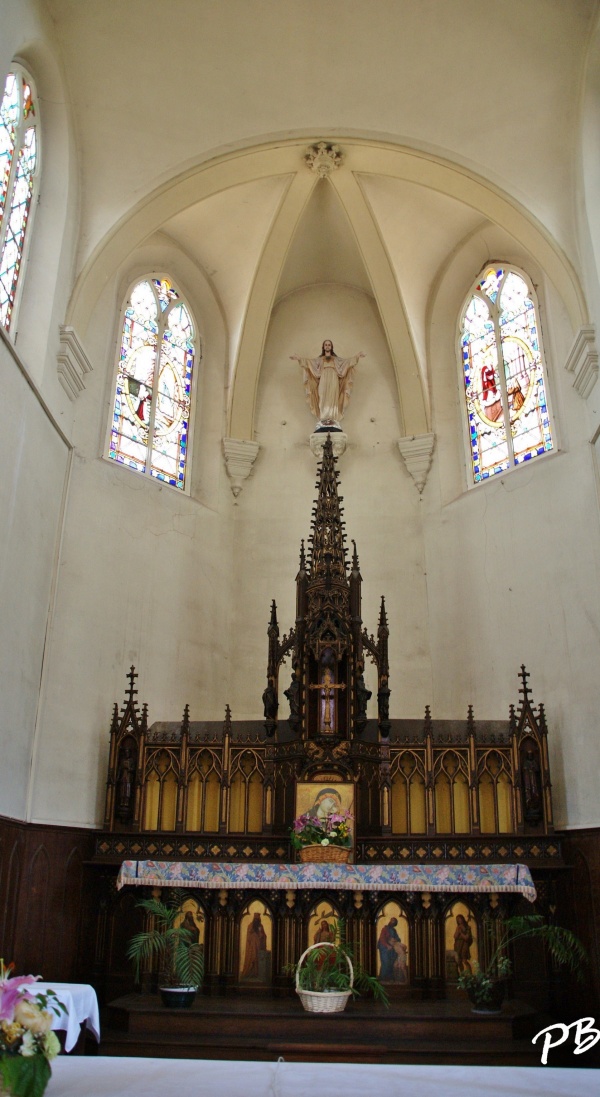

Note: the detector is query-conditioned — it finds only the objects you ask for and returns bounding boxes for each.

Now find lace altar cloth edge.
[116,860,536,902]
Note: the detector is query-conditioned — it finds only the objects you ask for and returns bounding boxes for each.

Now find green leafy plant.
[457,914,588,1008]
[127,890,204,989]
[289,920,389,1005]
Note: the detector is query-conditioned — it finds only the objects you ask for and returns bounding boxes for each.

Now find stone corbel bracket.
[57,324,93,400]
[223,437,260,497]
[310,431,347,459]
[397,432,435,493]
[565,324,598,399]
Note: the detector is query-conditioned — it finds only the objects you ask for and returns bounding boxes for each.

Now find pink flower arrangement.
[290,808,353,850]
[0,960,64,1097]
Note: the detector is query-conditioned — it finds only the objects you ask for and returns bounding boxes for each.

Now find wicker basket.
[299,844,350,863]
[295,942,354,1013]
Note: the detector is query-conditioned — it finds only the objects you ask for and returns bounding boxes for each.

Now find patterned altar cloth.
[116,860,536,902]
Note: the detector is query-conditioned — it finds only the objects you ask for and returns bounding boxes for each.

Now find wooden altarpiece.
[94,437,564,1007]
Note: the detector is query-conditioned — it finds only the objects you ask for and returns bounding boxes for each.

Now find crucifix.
[309,667,346,734]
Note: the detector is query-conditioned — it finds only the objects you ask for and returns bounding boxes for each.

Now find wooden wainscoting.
[0,814,96,983]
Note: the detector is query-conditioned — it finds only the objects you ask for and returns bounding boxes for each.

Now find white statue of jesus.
[290,339,365,430]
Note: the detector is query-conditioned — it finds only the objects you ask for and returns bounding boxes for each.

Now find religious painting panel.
[375,902,409,985]
[444,900,478,984]
[307,900,340,947]
[172,895,205,948]
[295,781,355,858]
[238,900,273,984]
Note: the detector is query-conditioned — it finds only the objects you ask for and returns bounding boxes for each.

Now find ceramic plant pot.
[159,986,197,1009]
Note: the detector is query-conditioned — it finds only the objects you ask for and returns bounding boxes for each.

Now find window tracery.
[460,266,553,483]
[108,276,196,490]
[0,66,39,332]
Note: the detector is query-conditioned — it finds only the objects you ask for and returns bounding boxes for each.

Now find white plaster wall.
[425,233,600,830]
[229,283,432,722]
[0,338,70,819]
[27,241,235,827]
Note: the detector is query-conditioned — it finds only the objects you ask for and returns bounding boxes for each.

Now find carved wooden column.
[424,707,435,836]
[467,705,480,835]
[219,706,231,835]
[175,704,189,833]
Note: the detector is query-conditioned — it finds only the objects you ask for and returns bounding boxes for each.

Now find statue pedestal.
[310,431,347,459]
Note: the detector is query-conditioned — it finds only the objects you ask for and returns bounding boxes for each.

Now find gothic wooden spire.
[307,435,347,582]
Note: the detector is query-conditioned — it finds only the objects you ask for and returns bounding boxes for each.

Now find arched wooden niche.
[444,900,478,984]
[238,900,273,984]
[375,901,410,985]
[173,895,206,949]
[307,899,340,948]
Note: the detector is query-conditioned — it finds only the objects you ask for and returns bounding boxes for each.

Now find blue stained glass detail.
[109,277,196,490]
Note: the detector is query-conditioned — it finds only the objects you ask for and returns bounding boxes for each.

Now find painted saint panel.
[376,902,409,985]
[444,901,478,983]
[239,901,272,984]
[174,897,205,949]
[308,900,339,946]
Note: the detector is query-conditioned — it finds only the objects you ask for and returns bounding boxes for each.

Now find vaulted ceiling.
[42,0,597,435]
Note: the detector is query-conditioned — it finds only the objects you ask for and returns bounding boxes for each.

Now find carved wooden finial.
[378,595,388,630]
[518,664,532,706]
[110,702,119,735]
[467,704,475,734]
[308,434,348,581]
[424,704,432,733]
[140,702,148,733]
[126,665,138,700]
[224,704,232,733]
[351,539,360,571]
[181,703,190,734]
[268,599,279,633]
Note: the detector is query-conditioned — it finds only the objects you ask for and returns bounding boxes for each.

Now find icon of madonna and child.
[293,783,355,856]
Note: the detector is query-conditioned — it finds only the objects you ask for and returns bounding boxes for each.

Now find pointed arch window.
[108,277,196,490]
[460,266,553,483]
[0,66,39,332]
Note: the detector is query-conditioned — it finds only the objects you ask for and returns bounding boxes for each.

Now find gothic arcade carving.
[102,441,556,851]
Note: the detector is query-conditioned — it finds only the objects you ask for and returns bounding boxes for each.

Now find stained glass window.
[108,277,196,490]
[460,266,553,483]
[0,67,38,332]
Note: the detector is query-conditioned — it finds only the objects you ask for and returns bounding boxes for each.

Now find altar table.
[46,1057,599,1097]
[36,983,100,1053]
[117,859,537,902]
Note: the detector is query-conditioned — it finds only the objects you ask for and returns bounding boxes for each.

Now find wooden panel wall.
[0,815,96,983]
[561,827,600,1016]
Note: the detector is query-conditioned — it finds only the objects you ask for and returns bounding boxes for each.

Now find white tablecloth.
[45,1058,599,1097]
[36,983,100,1053]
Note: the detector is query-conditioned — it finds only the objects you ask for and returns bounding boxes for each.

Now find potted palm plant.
[457,914,587,1013]
[127,889,204,1008]
[292,920,389,1013]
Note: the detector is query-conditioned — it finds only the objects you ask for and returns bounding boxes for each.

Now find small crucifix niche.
[310,666,346,735]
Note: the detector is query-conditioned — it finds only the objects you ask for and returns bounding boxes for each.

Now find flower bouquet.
[0,961,64,1097]
[290,809,353,862]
